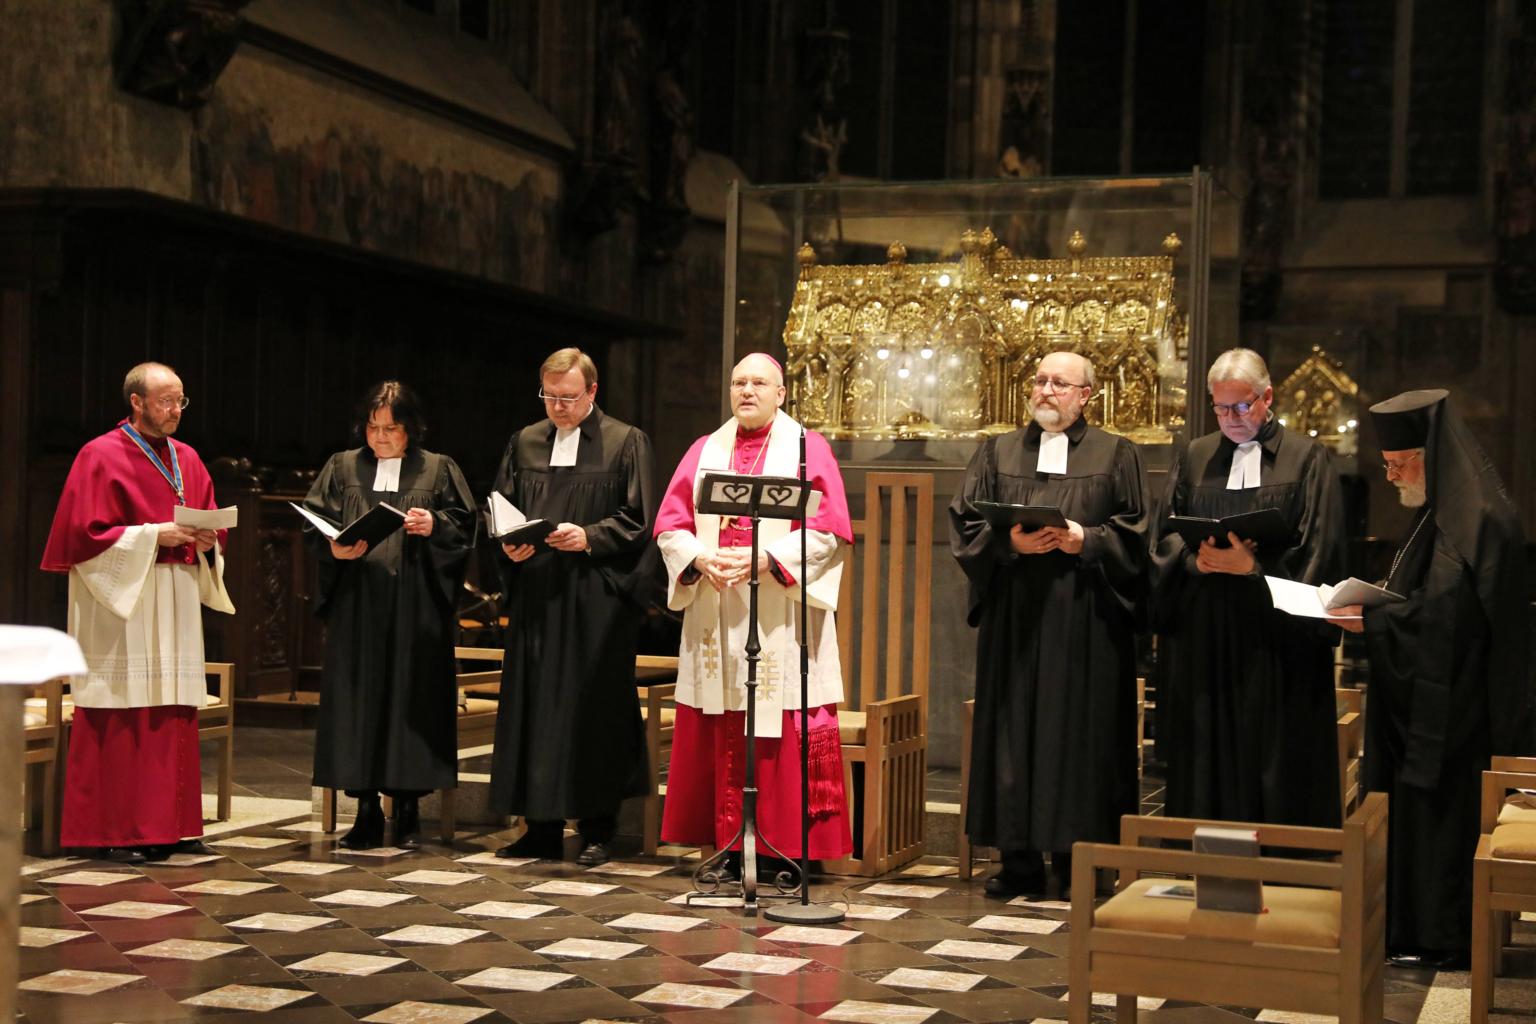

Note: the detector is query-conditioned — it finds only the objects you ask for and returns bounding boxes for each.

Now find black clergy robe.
[306,447,477,794]
[487,406,656,822]
[951,417,1150,851]
[1151,419,1345,828]
[1361,405,1530,956]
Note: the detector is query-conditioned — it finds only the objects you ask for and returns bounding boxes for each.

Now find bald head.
[730,353,786,430]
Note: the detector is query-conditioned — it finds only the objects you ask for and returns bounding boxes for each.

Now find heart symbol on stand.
[723,483,751,503]
[765,485,794,505]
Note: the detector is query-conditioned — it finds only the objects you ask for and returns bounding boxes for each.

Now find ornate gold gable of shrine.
[782,228,1187,443]
[1272,345,1361,449]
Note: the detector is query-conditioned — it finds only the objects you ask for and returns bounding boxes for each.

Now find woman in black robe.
[305,382,476,849]
[1152,348,1345,829]
[487,350,657,865]
[951,352,1150,897]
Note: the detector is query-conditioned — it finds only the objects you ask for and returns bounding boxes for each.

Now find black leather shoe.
[173,839,213,855]
[983,870,1047,899]
[576,841,610,866]
[496,831,563,860]
[339,795,385,850]
[393,797,421,850]
[1388,949,1469,971]
[101,847,146,864]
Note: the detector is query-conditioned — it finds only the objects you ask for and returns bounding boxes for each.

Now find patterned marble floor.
[17,815,1469,1024]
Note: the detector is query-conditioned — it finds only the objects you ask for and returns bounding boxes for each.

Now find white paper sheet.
[173,505,238,530]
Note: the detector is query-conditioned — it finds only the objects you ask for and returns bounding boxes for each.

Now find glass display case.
[721,171,1240,457]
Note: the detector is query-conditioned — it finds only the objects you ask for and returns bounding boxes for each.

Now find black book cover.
[334,503,407,547]
[971,500,1069,532]
[1167,507,1292,549]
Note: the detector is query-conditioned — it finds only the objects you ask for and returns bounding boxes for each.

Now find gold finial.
[797,242,817,268]
[1067,230,1087,256]
[1162,232,1182,256]
[979,227,997,252]
[887,241,907,264]
[960,228,979,252]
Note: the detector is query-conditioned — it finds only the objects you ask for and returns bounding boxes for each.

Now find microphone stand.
[765,413,845,924]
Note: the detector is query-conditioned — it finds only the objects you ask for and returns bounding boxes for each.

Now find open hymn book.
[289,501,405,548]
[1265,575,1405,620]
[486,492,556,546]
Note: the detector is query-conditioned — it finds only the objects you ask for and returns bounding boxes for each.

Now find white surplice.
[67,524,235,709]
[656,413,846,738]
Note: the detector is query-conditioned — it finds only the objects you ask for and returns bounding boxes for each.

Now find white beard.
[1032,406,1067,431]
[1396,481,1426,508]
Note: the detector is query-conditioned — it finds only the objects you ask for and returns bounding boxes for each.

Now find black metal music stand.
[682,471,817,916]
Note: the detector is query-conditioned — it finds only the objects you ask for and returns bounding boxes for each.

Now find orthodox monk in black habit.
[1329,389,1531,969]
[951,351,1150,898]
[488,348,657,867]
[1152,348,1345,829]
[305,382,478,849]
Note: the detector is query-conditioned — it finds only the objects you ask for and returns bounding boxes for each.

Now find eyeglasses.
[730,378,778,393]
[1212,394,1261,417]
[538,389,588,406]
[1382,451,1422,475]
[1031,377,1088,392]
[148,395,190,411]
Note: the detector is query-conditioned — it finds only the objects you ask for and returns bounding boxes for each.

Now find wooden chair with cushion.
[201,662,236,822]
[1472,754,1536,1023]
[21,677,64,854]
[51,662,236,846]
[1335,686,1364,820]
[959,676,1148,881]
[635,654,678,856]
[830,471,931,877]
[1068,791,1387,1024]
[320,646,502,843]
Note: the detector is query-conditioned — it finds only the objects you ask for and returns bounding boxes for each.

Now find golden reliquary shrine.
[782,228,1189,444]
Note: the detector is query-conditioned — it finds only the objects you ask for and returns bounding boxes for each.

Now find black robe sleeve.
[949,437,1007,628]
[1077,437,1150,620]
[1364,520,1488,789]
[421,453,478,616]
[303,453,346,620]
[583,426,657,560]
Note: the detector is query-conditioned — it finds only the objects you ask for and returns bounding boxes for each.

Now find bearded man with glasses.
[950,350,1150,899]
[1324,389,1529,970]
[487,348,657,866]
[1151,347,1346,834]
[40,361,235,863]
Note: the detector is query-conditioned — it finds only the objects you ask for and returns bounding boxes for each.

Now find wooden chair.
[636,655,678,856]
[21,677,64,854]
[830,471,931,877]
[1335,686,1364,820]
[1472,754,1536,1023]
[320,646,502,843]
[958,677,1148,881]
[1068,792,1388,1024]
[49,662,237,846]
[201,662,236,822]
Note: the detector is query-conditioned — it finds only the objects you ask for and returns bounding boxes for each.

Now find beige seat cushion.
[1490,822,1536,859]
[1499,796,1536,826]
[1094,877,1342,949]
[838,710,866,745]
[23,709,47,728]
[460,698,499,717]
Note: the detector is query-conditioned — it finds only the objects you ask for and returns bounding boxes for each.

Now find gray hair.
[1206,348,1270,394]
[122,361,175,408]
[1040,351,1096,388]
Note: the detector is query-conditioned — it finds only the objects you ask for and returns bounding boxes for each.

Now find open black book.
[485,492,557,547]
[1166,507,1292,549]
[289,501,406,548]
[970,500,1068,533]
